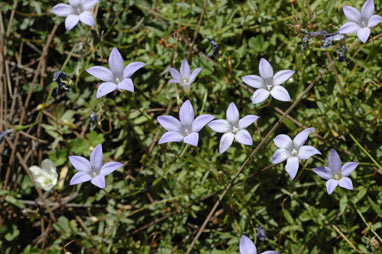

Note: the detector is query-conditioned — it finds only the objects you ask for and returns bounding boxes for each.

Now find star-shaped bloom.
[167,59,202,87]
[338,0,382,43]
[208,102,259,153]
[86,47,145,98]
[272,128,321,180]
[69,144,123,189]
[242,58,294,104]
[29,159,58,191]
[51,0,98,31]
[157,100,214,146]
[240,235,279,254]
[313,149,358,195]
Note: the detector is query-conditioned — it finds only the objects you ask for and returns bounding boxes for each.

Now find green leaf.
[368,196,382,217]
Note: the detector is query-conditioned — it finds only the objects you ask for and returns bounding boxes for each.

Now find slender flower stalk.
[240,235,279,254]
[29,159,58,191]
[167,59,202,88]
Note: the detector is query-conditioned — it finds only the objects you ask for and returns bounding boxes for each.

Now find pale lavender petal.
[91,174,105,189]
[274,134,292,149]
[65,15,80,31]
[328,149,342,172]
[180,59,191,78]
[68,0,80,5]
[167,67,181,83]
[341,162,358,177]
[157,115,182,132]
[226,103,240,124]
[235,129,252,146]
[101,162,123,175]
[313,166,332,180]
[208,119,231,133]
[293,127,314,148]
[272,148,289,164]
[90,144,103,170]
[70,172,92,185]
[219,133,235,153]
[96,82,118,98]
[117,78,134,92]
[184,132,199,146]
[79,11,94,26]
[241,75,264,88]
[82,0,99,10]
[368,15,382,27]
[109,47,124,75]
[361,0,374,19]
[273,70,294,86]
[51,4,73,17]
[252,89,270,104]
[192,115,215,132]
[285,156,299,180]
[326,179,339,194]
[123,62,145,78]
[270,86,291,102]
[238,115,259,129]
[357,27,370,43]
[187,67,202,85]
[179,100,194,126]
[298,145,321,159]
[86,66,114,82]
[69,156,91,172]
[343,6,361,23]
[240,235,256,254]
[338,22,361,34]
[259,58,273,79]
[158,131,184,144]
[339,177,353,190]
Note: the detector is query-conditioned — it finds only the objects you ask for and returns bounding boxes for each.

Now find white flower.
[29,159,58,191]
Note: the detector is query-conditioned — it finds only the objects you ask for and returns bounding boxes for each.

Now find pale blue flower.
[240,235,279,254]
[167,59,202,87]
[313,149,358,195]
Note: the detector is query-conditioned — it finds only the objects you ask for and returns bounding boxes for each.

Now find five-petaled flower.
[240,235,279,254]
[167,59,202,88]
[313,149,358,195]
[157,100,215,146]
[87,47,145,98]
[208,102,259,153]
[51,0,98,31]
[69,144,123,189]
[242,58,294,104]
[338,0,382,43]
[29,159,58,191]
[272,128,321,180]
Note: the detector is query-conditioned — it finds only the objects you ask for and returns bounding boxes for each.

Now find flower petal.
[157,115,182,132]
[368,15,382,27]
[180,59,191,78]
[51,4,73,17]
[328,149,342,172]
[226,102,240,124]
[293,127,314,148]
[65,15,80,31]
[273,70,294,86]
[361,0,374,19]
[285,156,299,180]
[109,47,124,75]
[86,66,114,82]
[238,115,259,129]
[219,133,235,153]
[29,166,43,177]
[69,156,91,172]
[326,179,339,194]
[240,235,257,254]
[158,131,184,144]
[252,89,270,104]
[272,149,289,164]
[343,6,361,23]
[259,58,273,79]
[312,166,332,180]
[298,145,321,159]
[68,0,80,5]
[179,100,194,127]
[90,144,103,170]
[117,78,134,92]
[241,75,264,88]
[70,172,92,185]
[82,0,99,10]
[208,119,231,133]
[357,27,370,43]
[274,134,292,149]
[91,174,105,189]
[338,22,361,34]
[41,159,56,175]
[96,82,118,98]
[270,86,291,102]
[339,177,353,190]
[187,67,202,86]
[123,62,145,78]
[341,162,358,177]
[167,67,181,83]
[184,132,199,146]
[101,162,123,176]
[235,129,253,146]
[192,114,215,132]
[79,11,94,27]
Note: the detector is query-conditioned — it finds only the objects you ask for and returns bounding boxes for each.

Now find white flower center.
[181,78,189,85]
[333,172,342,180]
[232,126,239,134]
[291,148,298,157]
[360,18,368,28]
[264,77,274,91]
[182,126,192,136]
[91,169,100,178]
[73,5,84,15]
